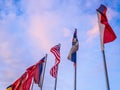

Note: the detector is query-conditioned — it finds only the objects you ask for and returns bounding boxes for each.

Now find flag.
[24,66,35,90]
[33,57,45,87]
[50,44,60,78]
[7,57,45,90]
[10,72,28,90]
[6,85,12,90]
[26,57,45,88]
[96,4,117,50]
[18,72,28,90]
[68,29,79,64]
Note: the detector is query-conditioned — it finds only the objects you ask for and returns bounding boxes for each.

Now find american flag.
[50,44,60,78]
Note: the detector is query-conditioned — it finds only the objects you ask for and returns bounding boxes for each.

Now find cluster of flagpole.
[6,4,117,90]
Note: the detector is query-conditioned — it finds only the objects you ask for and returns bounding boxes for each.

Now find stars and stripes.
[50,44,61,78]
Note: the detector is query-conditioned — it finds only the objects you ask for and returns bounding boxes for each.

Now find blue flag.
[68,28,79,64]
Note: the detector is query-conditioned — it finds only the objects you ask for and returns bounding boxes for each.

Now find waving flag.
[96,4,117,50]
[6,85,12,90]
[26,57,45,87]
[50,44,61,78]
[8,72,28,90]
[68,29,79,64]
[33,57,45,87]
[6,57,46,90]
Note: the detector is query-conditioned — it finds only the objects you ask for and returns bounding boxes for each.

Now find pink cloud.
[86,16,99,42]
[86,8,118,43]
[27,13,61,52]
[107,8,118,21]
[87,23,99,42]
[62,28,72,37]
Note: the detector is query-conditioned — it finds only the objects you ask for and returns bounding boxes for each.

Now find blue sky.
[0,0,120,90]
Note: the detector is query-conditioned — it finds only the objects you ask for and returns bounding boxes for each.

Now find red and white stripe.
[50,64,59,78]
[50,44,60,78]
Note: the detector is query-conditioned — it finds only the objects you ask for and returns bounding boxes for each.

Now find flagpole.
[54,43,61,90]
[74,52,77,90]
[54,65,59,90]
[31,79,34,90]
[96,10,110,90]
[102,49,110,90]
[74,64,77,90]
[41,54,48,90]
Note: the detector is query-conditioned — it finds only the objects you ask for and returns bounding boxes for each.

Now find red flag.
[50,44,60,78]
[11,77,21,90]
[34,59,45,87]
[7,57,46,90]
[12,72,28,90]
[96,4,117,50]
[22,65,36,90]
[23,70,34,90]
[26,57,45,87]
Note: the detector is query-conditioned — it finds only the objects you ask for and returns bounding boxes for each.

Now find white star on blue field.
[0,0,120,90]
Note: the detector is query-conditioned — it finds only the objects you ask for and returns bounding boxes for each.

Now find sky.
[0,0,120,90]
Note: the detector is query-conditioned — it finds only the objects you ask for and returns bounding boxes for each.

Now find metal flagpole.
[74,53,77,90]
[96,10,110,90]
[74,64,77,90]
[54,65,59,90]
[102,49,110,90]
[54,44,61,90]
[31,79,34,90]
[41,54,48,90]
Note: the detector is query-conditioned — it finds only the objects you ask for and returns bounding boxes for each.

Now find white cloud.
[26,13,61,52]
[86,7,118,43]
[20,0,70,53]
[87,23,99,42]
[20,0,56,15]
[86,15,99,42]
[107,8,118,21]
[0,29,13,64]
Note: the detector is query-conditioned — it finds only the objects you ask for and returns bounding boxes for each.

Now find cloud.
[20,0,58,15]
[62,28,72,37]
[86,7,118,43]
[87,23,99,42]
[0,27,25,69]
[107,8,118,20]
[21,0,72,53]
[25,11,64,53]
[0,70,15,82]
[0,28,13,64]
[86,15,99,42]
